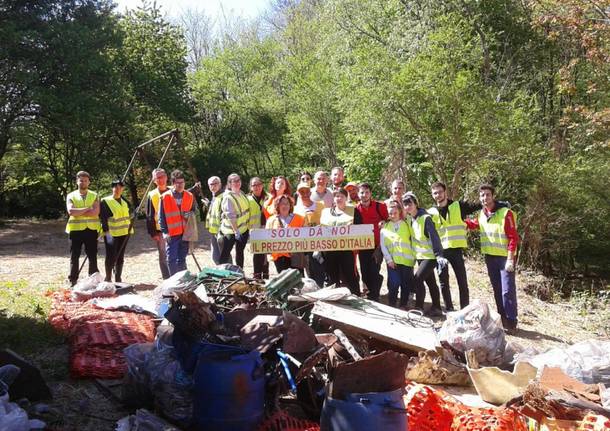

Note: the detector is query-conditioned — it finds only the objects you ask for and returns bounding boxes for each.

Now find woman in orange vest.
[263,176,293,218]
[265,194,305,274]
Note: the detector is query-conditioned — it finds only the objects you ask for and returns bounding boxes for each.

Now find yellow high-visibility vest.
[411,214,436,260]
[320,206,354,227]
[206,195,222,234]
[247,193,269,229]
[148,188,164,231]
[381,220,415,266]
[479,207,517,257]
[102,196,133,237]
[65,190,101,234]
[428,201,467,249]
[220,191,250,235]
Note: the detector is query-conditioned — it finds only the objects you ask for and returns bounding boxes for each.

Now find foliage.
[1,0,608,278]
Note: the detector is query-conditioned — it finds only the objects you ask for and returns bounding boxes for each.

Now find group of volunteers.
[65,165,520,333]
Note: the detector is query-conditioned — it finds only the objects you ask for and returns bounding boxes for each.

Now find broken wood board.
[311,296,438,352]
[329,351,409,399]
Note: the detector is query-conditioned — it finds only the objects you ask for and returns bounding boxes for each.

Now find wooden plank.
[312,296,438,352]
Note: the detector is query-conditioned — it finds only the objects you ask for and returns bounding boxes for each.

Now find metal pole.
[137,129,178,149]
[110,133,177,268]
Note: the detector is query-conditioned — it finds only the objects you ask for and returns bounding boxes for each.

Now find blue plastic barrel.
[320,388,408,431]
[193,348,265,431]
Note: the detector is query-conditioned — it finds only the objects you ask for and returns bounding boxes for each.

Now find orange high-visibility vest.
[265,213,305,261]
[161,190,194,236]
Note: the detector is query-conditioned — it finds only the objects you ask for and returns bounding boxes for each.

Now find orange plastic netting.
[49,289,155,378]
[405,382,528,431]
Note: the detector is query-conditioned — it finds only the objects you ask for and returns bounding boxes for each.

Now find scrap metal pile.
[37,268,610,430]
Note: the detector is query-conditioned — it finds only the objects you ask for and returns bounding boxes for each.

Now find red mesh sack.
[404,382,455,431]
[256,410,320,431]
[578,413,610,431]
[450,407,528,431]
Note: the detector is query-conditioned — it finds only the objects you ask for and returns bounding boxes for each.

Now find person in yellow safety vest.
[159,170,197,276]
[428,181,511,311]
[465,184,520,334]
[65,171,101,286]
[320,188,362,295]
[218,173,250,268]
[100,179,133,283]
[380,200,415,309]
[145,168,171,279]
[294,182,326,287]
[402,192,448,317]
[205,176,224,265]
[248,177,270,279]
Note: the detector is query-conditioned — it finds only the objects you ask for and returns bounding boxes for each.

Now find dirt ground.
[0,218,608,430]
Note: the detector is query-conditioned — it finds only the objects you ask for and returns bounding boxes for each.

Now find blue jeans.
[154,235,171,279]
[387,263,414,307]
[485,255,518,325]
[166,235,190,276]
[210,234,221,265]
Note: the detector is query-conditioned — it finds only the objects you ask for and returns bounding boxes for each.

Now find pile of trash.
[40,266,610,430]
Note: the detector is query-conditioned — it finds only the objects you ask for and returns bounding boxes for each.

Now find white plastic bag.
[514,339,610,384]
[0,394,29,431]
[439,300,507,366]
[72,272,116,301]
[183,213,199,243]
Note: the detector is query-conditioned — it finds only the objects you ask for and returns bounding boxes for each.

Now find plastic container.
[320,388,407,431]
[193,347,265,431]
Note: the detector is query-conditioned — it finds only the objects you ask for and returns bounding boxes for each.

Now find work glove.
[436,257,449,274]
[104,232,113,245]
[312,251,324,265]
[505,259,515,272]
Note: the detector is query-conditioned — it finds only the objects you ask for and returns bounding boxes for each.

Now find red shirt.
[465,205,519,253]
[356,200,389,246]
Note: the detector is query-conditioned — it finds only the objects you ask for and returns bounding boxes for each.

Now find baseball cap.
[297,182,311,192]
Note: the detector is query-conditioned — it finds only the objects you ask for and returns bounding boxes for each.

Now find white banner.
[249,224,375,254]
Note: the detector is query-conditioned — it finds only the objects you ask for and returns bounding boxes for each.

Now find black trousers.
[218,231,249,269]
[358,249,383,301]
[104,234,128,282]
[69,228,99,285]
[415,259,441,310]
[306,253,326,288]
[253,253,269,279]
[438,248,469,309]
[323,251,360,295]
[274,256,291,273]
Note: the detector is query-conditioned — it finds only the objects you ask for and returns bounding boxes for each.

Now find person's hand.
[104,232,113,245]
[387,261,396,269]
[183,211,191,219]
[436,257,448,273]
[505,259,515,272]
[235,231,243,242]
[162,232,170,240]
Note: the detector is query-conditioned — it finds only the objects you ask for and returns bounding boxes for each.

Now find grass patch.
[0,280,68,379]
